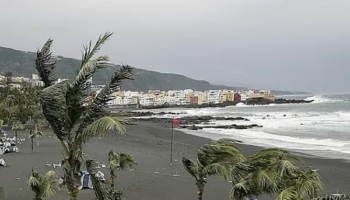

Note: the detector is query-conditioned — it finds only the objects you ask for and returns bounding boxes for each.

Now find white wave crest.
[304,95,344,103]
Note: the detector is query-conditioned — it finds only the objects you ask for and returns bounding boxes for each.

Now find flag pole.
[170,117,174,165]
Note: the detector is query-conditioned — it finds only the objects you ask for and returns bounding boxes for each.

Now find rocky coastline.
[127,111,262,130]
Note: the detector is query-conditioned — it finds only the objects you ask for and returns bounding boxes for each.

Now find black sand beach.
[1,122,349,200]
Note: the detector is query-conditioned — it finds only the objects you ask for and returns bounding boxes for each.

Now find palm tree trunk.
[30,130,34,154]
[68,188,79,200]
[196,181,205,200]
[34,197,43,200]
[65,157,82,200]
[110,170,115,188]
[15,129,18,144]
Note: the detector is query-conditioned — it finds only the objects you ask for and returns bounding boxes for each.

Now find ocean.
[141,94,350,160]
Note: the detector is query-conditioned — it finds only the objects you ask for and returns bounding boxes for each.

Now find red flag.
[173,119,180,125]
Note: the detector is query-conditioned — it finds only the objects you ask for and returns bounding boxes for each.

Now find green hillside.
[0,46,247,91]
[0,46,307,94]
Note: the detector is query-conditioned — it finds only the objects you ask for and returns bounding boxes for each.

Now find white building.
[32,80,44,87]
[140,95,156,106]
[207,90,220,104]
[241,94,248,101]
[108,96,138,106]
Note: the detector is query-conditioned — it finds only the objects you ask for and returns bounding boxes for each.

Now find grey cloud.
[1,0,350,93]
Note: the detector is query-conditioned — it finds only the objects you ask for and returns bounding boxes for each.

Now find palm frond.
[251,167,276,193]
[202,163,230,179]
[275,159,299,178]
[81,32,113,68]
[93,65,133,106]
[79,116,126,145]
[182,157,199,180]
[27,169,61,198]
[277,187,298,200]
[118,152,137,170]
[295,170,322,199]
[35,38,56,87]
[40,81,69,140]
[108,150,121,171]
[230,161,256,185]
[108,150,136,171]
[42,170,57,182]
[198,143,245,166]
[27,176,41,187]
[75,66,133,140]
[41,179,61,198]
[252,148,299,163]
[230,180,252,200]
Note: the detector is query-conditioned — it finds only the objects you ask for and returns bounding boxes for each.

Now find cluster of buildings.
[0,74,275,107]
[106,89,275,107]
[0,74,92,89]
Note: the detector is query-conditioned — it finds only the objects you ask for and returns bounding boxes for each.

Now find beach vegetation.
[108,150,137,188]
[0,86,42,126]
[229,148,322,200]
[86,159,125,200]
[27,169,61,200]
[34,32,133,200]
[182,138,245,200]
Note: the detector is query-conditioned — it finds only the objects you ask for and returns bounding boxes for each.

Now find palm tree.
[29,123,43,150]
[0,186,5,200]
[12,122,23,144]
[182,138,245,200]
[86,159,125,200]
[276,169,322,200]
[27,169,61,200]
[35,32,133,200]
[229,148,322,200]
[108,150,137,188]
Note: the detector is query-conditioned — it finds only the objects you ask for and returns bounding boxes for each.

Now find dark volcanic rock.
[245,97,313,106]
[132,115,250,124]
[125,111,184,117]
[180,124,262,130]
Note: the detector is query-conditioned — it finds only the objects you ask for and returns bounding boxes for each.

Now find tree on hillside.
[108,150,137,188]
[27,169,61,200]
[35,32,133,200]
[4,71,12,85]
[229,148,322,200]
[182,138,245,200]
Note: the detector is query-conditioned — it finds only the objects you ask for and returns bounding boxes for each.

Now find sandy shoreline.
[1,121,349,200]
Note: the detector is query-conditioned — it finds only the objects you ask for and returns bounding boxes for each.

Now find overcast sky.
[1,0,349,93]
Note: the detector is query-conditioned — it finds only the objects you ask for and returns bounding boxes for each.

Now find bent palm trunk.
[196,181,205,200]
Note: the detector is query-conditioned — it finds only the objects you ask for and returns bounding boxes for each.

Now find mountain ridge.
[0,46,308,95]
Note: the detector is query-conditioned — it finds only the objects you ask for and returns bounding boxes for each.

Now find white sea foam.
[168,100,350,159]
[304,95,345,103]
